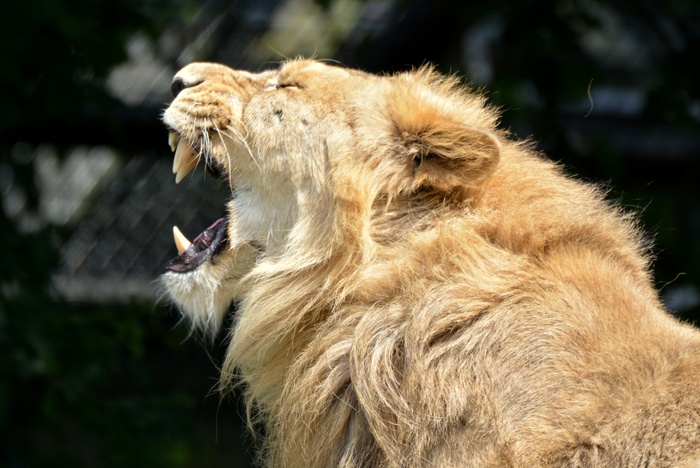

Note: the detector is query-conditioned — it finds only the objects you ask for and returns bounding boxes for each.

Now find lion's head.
[161,59,501,334]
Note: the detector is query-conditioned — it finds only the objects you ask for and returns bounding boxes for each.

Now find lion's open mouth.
[165,131,229,273]
[165,218,228,273]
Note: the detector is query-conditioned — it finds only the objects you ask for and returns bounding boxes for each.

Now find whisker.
[224,124,263,173]
[210,123,238,194]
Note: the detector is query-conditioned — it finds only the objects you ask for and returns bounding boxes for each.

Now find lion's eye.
[264,78,301,92]
[265,82,294,92]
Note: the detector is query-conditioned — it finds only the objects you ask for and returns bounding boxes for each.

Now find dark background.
[1,0,698,466]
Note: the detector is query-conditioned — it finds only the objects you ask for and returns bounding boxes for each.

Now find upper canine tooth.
[173,138,199,184]
[168,132,179,152]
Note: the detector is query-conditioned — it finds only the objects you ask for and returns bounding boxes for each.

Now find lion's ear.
[386,73,501,193]
[403,119,501,193]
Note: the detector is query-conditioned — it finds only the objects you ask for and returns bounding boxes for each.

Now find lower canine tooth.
[173,226,192,254]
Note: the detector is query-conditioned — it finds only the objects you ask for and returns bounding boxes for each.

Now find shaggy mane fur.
[160,59,700,467]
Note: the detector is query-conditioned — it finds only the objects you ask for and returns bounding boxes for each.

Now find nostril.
[171,77,186,98]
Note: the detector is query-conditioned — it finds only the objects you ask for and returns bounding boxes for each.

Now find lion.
[160,59,700,467]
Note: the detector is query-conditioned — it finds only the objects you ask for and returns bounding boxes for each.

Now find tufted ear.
[386,71,501,193]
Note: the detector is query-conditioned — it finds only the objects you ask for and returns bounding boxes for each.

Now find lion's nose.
[170,75,204,98]
[171,77,187,98]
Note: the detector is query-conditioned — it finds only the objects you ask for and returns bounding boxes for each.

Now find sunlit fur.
[161,59,700,467]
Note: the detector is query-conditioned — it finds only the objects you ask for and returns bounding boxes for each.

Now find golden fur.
[161,59,700,467]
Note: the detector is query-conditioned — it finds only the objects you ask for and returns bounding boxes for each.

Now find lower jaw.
[164,218,228,273]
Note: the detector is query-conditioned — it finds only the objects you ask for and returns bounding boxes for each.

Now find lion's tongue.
[165,218,228,273]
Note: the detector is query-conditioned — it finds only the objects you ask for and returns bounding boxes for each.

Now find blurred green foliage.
[0,207,252,465]
[0,155,250,466]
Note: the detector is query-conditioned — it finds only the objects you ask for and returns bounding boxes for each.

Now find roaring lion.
[160,59,700,467]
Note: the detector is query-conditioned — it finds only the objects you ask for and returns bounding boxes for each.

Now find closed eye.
[264,81,297,92]
[264,76,303,91]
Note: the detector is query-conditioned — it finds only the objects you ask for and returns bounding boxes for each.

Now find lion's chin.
[160,265,235,336]
[161,217,234,334]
